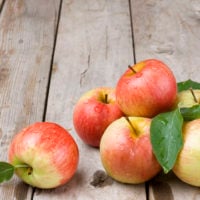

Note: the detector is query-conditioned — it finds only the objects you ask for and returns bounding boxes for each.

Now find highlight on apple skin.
[73,87,124,147]
[8,122,79,189]
[116,59,177,118]
[173,119,200,187]
[100,116,161,184]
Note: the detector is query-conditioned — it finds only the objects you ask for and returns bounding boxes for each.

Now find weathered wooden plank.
[131,0,200,199]
[131,0,200,82]
[0,0,60,199]
[33,0,146,199]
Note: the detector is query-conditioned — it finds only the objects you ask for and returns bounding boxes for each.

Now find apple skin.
[116,59,177,117]
[8,122,79,189]
[100,116,161,184]
[73,87,124,147]
[173,119,200,187]
[176,89,200,108]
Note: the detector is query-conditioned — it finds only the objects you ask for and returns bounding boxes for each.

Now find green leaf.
[0,162,15,183]
[180,105,200,121]
[150,109,183,173]
[177,79,200,92]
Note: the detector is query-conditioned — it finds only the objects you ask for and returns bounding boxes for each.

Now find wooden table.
[0,0,200,199]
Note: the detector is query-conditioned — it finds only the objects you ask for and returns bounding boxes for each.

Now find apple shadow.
[34,169,85,196]
[14,181,30,200]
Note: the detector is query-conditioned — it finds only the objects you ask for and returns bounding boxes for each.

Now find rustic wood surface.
[0,0,61,199]
[0,0,200,199]
[131,0,200,199]
[34,1,145,200]
[131,0,200,82]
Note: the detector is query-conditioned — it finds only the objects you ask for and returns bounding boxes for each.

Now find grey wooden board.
[33,0,146,199]
[0,0,199,199]
[131,0,200,82]
[0,0,60,199]
[131,0,200,199]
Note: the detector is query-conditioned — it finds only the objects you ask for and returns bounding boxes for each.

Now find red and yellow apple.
[8,122,79,189]
[116,59,177,117]
[73,87,124,147]
[100,116,161,184]
[173,119,200,186]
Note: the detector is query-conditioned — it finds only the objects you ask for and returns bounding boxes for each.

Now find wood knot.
[90,170,113,188]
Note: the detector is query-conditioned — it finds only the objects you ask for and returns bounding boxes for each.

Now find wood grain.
[131,0,200,82]
[0,0,60,199]
[131,0,200,199]
[33,0,146,199]
[0,0,199,199]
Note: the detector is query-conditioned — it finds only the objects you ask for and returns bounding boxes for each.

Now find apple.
[173,119,200,186]
[73,87,124,147]
[176,89,200,108]
[100,116,161,184]
[8,122,79,189]
[116,59,177,117]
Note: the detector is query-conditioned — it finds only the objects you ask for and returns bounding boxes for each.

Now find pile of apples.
[1,59,200,189]
[73,59,177,184]
[73,59,200,186]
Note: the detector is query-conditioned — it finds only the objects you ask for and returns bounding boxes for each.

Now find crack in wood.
[42,0,63,122]
[80,54,90,87]
[128,0,136,64]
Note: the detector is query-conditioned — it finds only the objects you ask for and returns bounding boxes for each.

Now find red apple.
[8,122,79,189]
[173,119,200,186]
[100,116,161,184]
[116,59,177,117]
[73,87,124,147]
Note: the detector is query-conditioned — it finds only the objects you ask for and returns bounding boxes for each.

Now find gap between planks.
[128,0,136,64]
[0,0,6,14]
[42,0,63,122]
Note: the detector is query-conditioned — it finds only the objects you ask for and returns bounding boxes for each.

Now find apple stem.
[128,65,137,73]
[190,88,198,103]
[15,164,33,175]
[125,117,138,136]
[27,167,33,175]
[103,93,109,104]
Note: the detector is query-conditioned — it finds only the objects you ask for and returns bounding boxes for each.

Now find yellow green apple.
[173,119,200,186]
[8,122,79,189]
